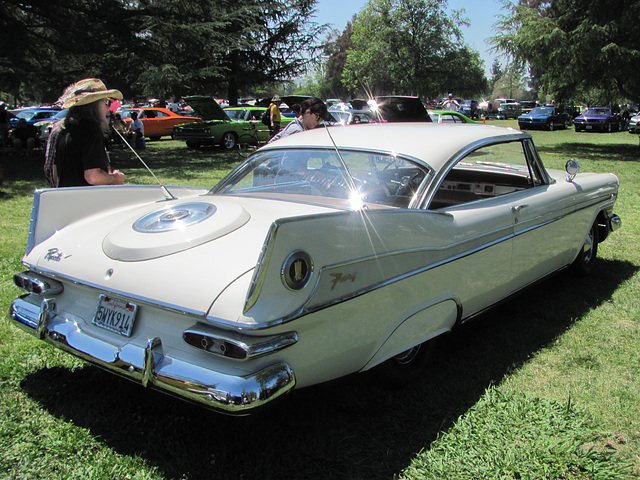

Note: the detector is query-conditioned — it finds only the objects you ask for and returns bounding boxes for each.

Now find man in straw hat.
[48,78,125,187]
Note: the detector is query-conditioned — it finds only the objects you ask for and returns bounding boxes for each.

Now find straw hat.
[58,78,123,108]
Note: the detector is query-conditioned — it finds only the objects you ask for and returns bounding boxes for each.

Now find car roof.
[261,123,529,172]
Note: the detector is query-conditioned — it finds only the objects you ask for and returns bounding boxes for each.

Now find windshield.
[530,107,554,115]
[330,111,376,125]
[584,108,611,116]
[211,148,430,209]
[17,110,36,119]
[120,109,138,119]
[224,109,248,121]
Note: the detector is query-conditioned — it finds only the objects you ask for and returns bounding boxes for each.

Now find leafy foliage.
[0,0,326,104]
[0,0,138,103]
[491,0,640,104]
[342,0,487,99]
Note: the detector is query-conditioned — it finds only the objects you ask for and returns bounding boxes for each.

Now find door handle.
[511,204,528,213]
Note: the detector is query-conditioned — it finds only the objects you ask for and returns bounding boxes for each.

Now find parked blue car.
[518,106,570,131]
[9,108,60,128]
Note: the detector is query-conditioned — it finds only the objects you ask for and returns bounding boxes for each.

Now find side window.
[440,114,458,123]
[156,111,168,118]
[429,141,541,209]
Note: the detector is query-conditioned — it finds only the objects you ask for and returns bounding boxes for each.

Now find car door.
[427,159,515,318]
[502,140,576,289]
[140,109,162,137]
[426,138,576,313]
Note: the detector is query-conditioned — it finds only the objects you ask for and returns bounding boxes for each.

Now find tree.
[490,59,503,89]
[319,21,360,100]
[0,0,138,103]
[342,0,487,99]
[217,0,328,104]
[491,60,530,100]
[126,0,329,104]
[490,0,640,104]
[1,0,327,105]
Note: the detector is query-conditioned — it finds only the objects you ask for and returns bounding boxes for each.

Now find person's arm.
[84,168,125,185]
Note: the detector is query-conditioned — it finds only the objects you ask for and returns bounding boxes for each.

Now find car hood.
[182,95,230,122]
[577,114,609,120]
[520,113,551,119]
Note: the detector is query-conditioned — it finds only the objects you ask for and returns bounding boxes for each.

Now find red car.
[121,107,199,140]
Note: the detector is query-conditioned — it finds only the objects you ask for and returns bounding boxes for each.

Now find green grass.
[1,124,639,479]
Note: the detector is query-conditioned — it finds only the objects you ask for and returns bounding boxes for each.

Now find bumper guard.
[9,296,295,415]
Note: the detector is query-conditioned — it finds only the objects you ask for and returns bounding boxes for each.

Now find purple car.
[574,107,621,133]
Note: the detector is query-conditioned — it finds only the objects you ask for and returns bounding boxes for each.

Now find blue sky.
[312,0,509,75]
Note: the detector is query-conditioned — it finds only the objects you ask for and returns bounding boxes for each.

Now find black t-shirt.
[55,120,109,187]
[12,123,38,142]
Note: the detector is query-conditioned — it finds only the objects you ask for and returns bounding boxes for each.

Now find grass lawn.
[1,122,639,479]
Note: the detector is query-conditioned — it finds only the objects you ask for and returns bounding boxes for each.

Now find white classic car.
[10,124,621,414]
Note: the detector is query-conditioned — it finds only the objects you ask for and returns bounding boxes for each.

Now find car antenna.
[111,126,177,201]
[324,125,368,209]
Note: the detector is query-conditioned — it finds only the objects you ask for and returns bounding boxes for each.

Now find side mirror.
[565,159,580,181]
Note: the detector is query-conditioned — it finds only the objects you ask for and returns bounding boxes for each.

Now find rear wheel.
[571,221,599,275]
[373,340,435,387]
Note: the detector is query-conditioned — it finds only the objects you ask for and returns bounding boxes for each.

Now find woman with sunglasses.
[268,97,332,143]
[49,78,126,187]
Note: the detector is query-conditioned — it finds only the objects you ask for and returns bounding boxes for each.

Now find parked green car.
[428,110,482,124]
[172,96,291,149]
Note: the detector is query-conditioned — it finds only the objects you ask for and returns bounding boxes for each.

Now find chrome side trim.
[25,189,43,255]
[244,222,278,313]
[8,298,296,415]
[300,232,510,317]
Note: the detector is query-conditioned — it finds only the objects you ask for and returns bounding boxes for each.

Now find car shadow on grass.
[19,258,638,480]
[538,141,639,161]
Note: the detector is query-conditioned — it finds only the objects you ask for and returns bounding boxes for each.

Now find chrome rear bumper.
[9,296,295,415]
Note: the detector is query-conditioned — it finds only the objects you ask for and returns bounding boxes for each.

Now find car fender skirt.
[362,298,459,371]
[9,297,296,415]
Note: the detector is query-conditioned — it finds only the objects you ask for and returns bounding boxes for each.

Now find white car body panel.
[10,124,620,414]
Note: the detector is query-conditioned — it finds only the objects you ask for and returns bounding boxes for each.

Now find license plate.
[586,125,593,129]
[93,294,137,336]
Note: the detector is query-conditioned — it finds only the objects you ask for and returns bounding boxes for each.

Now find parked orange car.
[121,107,199,140]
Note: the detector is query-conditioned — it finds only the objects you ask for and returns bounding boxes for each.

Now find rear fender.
[362,297,459,371]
